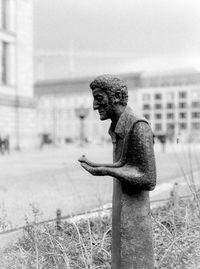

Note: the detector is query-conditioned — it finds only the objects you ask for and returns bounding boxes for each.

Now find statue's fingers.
[80,162,91,172]
[80,162,87,168]
[78,157,85,162]
[83,158,94,166]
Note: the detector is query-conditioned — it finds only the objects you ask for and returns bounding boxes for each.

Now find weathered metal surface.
[79,74,156,269]
[56,208,62,231]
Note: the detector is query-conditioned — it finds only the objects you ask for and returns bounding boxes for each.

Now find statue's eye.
[96,96,103,101]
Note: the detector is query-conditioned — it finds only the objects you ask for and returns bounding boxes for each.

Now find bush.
[0,193,200,269]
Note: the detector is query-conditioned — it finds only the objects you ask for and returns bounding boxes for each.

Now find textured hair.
[90,74,128,106]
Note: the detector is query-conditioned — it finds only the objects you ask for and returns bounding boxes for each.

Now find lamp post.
[75,106,89,146]
[15,96,20,150]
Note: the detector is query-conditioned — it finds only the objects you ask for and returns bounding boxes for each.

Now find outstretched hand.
[78,155,89,164]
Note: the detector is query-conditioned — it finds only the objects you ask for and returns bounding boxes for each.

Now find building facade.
[35,74,140,144]
[0,0,36,149]
[138,69,200,142]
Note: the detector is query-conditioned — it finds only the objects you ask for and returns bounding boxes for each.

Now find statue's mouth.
[98,110,105,116]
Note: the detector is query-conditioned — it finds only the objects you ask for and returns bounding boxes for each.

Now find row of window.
[0,0,17,85]
[141,78,200,88]
[1,0,13,85]
[143,101,200,110]
[1,41,8,84]
[0,41,12,85]
[144,112,200,120]
[142,91,200,101]
[1,0,15,32]
[154,122,200,132]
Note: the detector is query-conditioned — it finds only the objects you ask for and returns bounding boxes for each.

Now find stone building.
[34,74,140,145]
[138,69,200,142]
[0,0,36,149]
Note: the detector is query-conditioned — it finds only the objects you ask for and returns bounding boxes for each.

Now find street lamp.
[75,106,89,146]
[15,96,20,150]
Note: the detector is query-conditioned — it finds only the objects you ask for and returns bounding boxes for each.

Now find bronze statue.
[78,74,156,269]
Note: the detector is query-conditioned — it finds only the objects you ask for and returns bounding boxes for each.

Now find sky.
[33,0,200,80]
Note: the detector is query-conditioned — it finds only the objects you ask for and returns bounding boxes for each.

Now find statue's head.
[90,74,128,121]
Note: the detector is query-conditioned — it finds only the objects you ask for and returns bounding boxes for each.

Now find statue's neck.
[111,105,126,129]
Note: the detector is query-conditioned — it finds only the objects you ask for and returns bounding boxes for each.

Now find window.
[179,102,187,109]
[179,112,187,119]
[155,113,162,119]
[192,122,200,130]
[143,104,150,110]
[166,103,174,109]
[179,91,187,98]
[167,113,174,119]
[192,112,200,118]
[1,0,8,29]
[154,93,162,100]
[179,123,187,130]
[1,41,8,84]
[167,123,174,130]
[155,103,162,109]
[143,114,150,120]
[155,123,162,131]
[191,102,200,108]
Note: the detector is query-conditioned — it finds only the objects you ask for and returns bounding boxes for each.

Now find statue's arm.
[78,155,125,168]
[104,122,156,190]
[79,122,156,191]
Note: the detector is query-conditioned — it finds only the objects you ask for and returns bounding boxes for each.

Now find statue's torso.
[110,107,154,269]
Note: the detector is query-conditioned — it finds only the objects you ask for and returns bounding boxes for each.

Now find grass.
[153,194,200,268]
[0,213,112,269]
[0,190,200,269]
[0,199,13,232]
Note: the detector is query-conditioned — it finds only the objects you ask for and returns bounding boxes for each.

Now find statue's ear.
[114,90,122,104]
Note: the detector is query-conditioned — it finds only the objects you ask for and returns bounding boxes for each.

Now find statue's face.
[92,88,114,120]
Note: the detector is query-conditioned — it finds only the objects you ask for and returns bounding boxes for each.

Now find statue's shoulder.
[125,106,149,129]
[125,109,153,144]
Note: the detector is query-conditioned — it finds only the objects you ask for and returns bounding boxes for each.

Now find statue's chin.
[100,116,108,121]
[99,111,109,120]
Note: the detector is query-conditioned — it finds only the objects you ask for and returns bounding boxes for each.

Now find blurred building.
[138,69,200,142]
[34,74,140,144]
[0,0,36,149]
[35,69,200,144]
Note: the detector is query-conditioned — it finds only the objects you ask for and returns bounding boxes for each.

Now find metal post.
[173,182,179,215]
[56,209,62,231]
[75,106,89,146]
[80,117,84,146]
[15,96,20,150]
[52,106,57,145]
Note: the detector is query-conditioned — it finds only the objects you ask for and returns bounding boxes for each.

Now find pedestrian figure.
[4,135,10,154]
